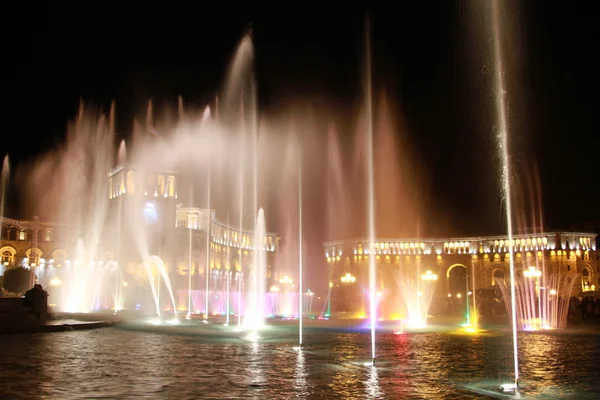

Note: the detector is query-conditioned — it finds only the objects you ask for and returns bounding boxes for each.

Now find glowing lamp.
[421,270,438,281]
[49,277,62,286]
[523,266,542,278]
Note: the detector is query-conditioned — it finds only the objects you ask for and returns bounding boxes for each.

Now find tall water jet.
[225,215,231,326]
[0,155,8,280]
[204,168,211,321]
[114,141,126,312]
[326,126,346,229]
[364,16,377,365]
[144,256,178,317]
[490,0,519,389]
[394,259,437,329]
[30,104,115,313]
[298,157,303,347]
[243,208,267,332]
[221,33,255,328]
[238,123,245,328]
[187,185,194,319]
[0,155,9,228]
[237,98,246,329]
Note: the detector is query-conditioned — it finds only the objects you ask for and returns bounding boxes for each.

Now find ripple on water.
[0,328,599,399]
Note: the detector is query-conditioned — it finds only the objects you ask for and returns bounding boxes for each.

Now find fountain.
[394,264,437,329]
[187,186,193,319]
[113,141,126,313]
[496,270,577,330]
[0,155,8,278]
[0,9,596,400]
[364,15,377,366]
[204,167,211,322]
[242,208,267,332]
[25,104,116,313]
[0,155,8,226]
[489,0,519,390]
[0,30,268,321]
[298,157,303,348]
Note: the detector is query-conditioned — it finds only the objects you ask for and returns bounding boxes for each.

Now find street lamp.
[523,266,542,278]
[421,270,438,281]
[341,273,356,283]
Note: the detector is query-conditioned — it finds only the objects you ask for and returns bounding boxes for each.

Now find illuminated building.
[324,232,598,316]
[0,164,279,313]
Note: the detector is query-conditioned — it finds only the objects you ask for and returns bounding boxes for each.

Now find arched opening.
[491,267,505,286]
[0,246,17,267]
[582,266,593,292]
[447,264,467,317]
[52,249,67,267]
[25,248,43,267]
[447,264,467,296]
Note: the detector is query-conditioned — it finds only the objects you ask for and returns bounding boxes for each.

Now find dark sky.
[2,2,599,242]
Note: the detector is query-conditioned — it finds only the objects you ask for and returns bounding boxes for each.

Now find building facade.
[324,232,598,317]
[0,163,280,314]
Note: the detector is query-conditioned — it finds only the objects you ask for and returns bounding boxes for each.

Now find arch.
[0,245,17,266]
[514,267,523,278]
[582,264,593,291]
[446,263,467,278]
[25,248,43,266]
[491,266,506,286]
[52,249,68,267]
[447,263,467,297]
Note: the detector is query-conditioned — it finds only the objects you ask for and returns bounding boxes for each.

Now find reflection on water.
[365,365,383,399]
[294,350,310,398]
[0,328,600,399]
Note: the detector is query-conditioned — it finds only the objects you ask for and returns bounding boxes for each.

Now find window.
[167,176,176,197]
[1,250,14,266]
[157,175,166,197]
[582,267,592,291]
[26,248,42,267]
[127,171,136,195]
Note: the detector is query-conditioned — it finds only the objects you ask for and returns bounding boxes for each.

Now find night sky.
[2,3,599,277]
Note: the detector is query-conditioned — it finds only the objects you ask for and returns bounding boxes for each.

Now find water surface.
[1,325,598,399]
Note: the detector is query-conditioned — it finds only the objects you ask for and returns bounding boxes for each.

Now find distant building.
[324,232,598,316]
[0,164,280,314]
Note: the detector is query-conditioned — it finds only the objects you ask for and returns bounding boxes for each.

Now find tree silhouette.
[2,267,33,295]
